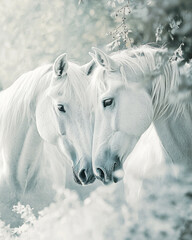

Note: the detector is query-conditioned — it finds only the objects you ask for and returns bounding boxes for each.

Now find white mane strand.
[0,65,54,193]
[113,46,185,119]
[0,64,52,149]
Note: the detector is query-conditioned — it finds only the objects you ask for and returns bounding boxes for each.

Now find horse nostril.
[78,169,87,183]
[96,168,105,180]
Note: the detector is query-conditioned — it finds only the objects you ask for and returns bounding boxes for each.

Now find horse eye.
[57,104,66,113]
[103,98,114,108]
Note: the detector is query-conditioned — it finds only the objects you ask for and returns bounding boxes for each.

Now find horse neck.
[150,59,192,165]
[0,105,45,193]
[153,105,192,166]
[0,120,57,226]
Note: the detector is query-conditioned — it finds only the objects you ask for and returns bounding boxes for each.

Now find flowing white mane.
[0,64,52,147]
[91,45,186,120]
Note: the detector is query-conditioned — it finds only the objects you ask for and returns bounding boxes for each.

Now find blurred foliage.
[106,0,192,62]
[0,0,113,88]
[106,0,192,103]
[1,166,192,240]
[1,0,191,88]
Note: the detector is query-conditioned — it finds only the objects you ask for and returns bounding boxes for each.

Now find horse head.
[90,47,154,184]
[36,53,96,185]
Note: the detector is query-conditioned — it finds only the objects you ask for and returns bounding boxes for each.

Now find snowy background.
[0,0,192,239]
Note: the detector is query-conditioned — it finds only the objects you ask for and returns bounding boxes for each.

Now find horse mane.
[91,45,187,120]
[114,45,186,119]
[0,64,54,193]
[0,64,52,149]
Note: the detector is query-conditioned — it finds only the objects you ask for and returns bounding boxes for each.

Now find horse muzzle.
[94,155,124,184]
[72,160,95,185]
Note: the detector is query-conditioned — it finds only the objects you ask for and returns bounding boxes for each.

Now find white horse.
[89,46,192,184]
[0,53,95,226]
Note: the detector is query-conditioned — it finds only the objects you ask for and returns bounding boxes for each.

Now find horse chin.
[112,156,124,183]
[99,173,123,185]
[112,169,124,183]
[85,176,96,185]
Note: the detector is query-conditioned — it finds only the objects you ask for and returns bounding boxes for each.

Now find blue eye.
[103,98,114,108]
[57,104,66,113]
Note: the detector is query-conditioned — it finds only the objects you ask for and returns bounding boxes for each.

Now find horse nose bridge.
[59,136,77,161]
[92,129,113,159]
[74,156,95,185]
[93,149,113,172]
[73,126,92,157]
[75,114,91,133]
[78,155,91,167]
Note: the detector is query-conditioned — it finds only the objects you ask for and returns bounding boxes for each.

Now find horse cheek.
[118,90,152,136]
[36,97,58,144]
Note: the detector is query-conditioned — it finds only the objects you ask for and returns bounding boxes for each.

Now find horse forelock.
[49,62,90,110]
[0,64,52,145]
[89,67,107,110]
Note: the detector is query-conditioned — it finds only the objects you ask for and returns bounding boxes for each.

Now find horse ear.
[92,47,119,71]
[53,53,68,77]
[81,60,96,76]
